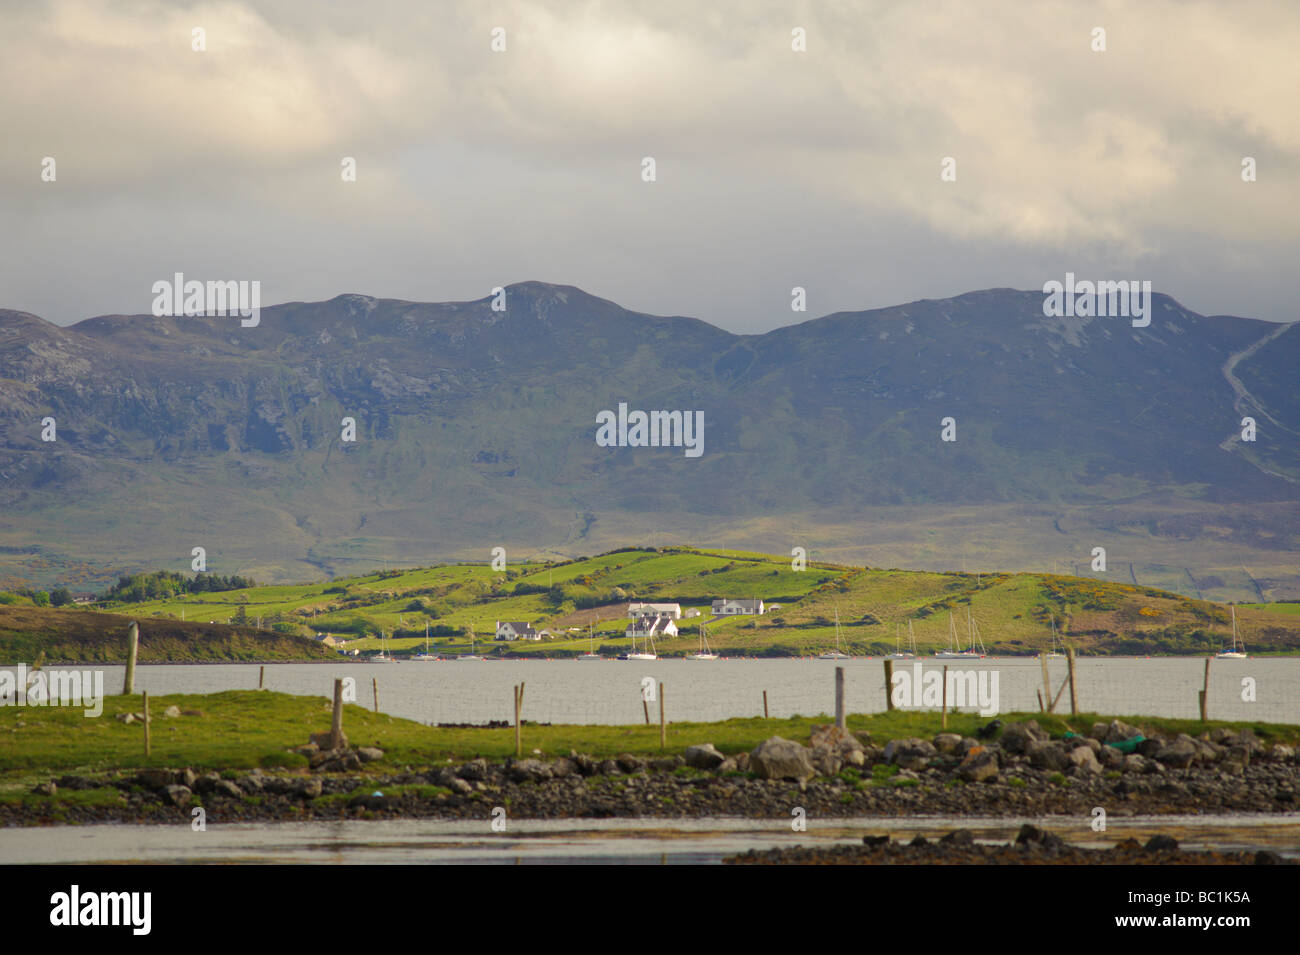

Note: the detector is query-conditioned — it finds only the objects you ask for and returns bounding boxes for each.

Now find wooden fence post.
[142,690,151,757]
[834,666,846,730]
[372,677,379,713]
[259,665,265,690]
[1039,654,1052,712]
[1066,648,1078,716]
[122,621,139,695]
[1199,657,1211,721]
[883,659,895,711]
[659,683,665,751]
[329,678,344,749]
[514,684,522,757]
[763,690,769,719]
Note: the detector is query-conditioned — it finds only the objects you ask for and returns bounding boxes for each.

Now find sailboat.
[934,610,981,659]
[885,620,917,660]
[1045,616,1065,659]
[1216,605,1248,659]
[411,623,438,661]
[621,618,658,660]
[578,622,602,660]
[368,629,398,663]
[818,607,851,659]
[687,621,719,660]
[456,628,484,661]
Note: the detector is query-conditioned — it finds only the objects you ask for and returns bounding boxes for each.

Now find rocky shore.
[6,720,1297,827]
[727,825,1295,865]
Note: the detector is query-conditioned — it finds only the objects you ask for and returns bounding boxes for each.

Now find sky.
[2,0,1298,333]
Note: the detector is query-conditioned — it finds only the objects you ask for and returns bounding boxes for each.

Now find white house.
[495,620,541,641]
[626,602,682,620]
[711,598,765,616]
[625,614,678,639]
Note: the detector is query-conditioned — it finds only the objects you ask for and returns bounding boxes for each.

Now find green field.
[6,546,1300,661]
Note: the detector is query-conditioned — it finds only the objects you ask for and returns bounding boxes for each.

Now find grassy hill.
[0,605,337,664]
[25,546,1299,660]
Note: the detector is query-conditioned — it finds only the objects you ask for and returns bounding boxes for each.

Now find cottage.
[314,633,343,648]
[625,614,678,639]
[626,602,682,620]
[711,598,765,616]
[495,620,541,642]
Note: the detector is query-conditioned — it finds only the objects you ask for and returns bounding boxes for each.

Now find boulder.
[308,731,348,751]
[1068,746,1103,775]
[999,721,1048,755]
[32,782,57,796]
[1144,834,1179,852]
[550,757,578,778]
[615,753,645,774]
[1027,741,1069,771]
[163,705,182,719]
[956,746,999,782]
[447,777,473,795]
[507,759,551,783]
[568,752,598,776]
[932,733,964,755]
[1270,743,1295,762]
[458,758,489,781]
[1104,720,1142,743]
[683,743,727,770]
[749,736,816,783]
[1098,745,1125,769]
[1123,754,1148,774]
[136,769,174,791]
[212,779,243,799]
[295,778,323,799]
[356,747,384,763]
[939,829,975,846]
[1155,738,1198,769]
[882,737,937,769]
[598,759,622,775]
[161,784,192,806]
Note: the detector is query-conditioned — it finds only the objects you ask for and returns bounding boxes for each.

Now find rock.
[1098,745,1125,768]
[212,779,243,799]
[308,731,348,751]
[1255,850,1283,865]
[295,778,323,799]
[1270,743,1295,761]
[999,721,1048,755]
[841,748,865,768]
[1016,824,1065,852]
[447,777,473,796]
[1089,722,1109,741]
[507,759,551,783]
[811,749,842,777]
[1027,741,1069,771]
[1155,738,1198,769]
[908,834,929,847]
[161,784,192,806]
[136,769,174,791]
[459,758,489,781]
[1138,737,1165,758]
[862,834,890,846]
[939,829,974,846]
[1104,720,1142,743]
[178,768,197,789]
[32,782,57,796]
[957,746,999,782]
[1068,746,1103,775]
[1144,834,1179,852]
[932,733,964,755]
[568,752,598,776]
[194,772,223,794]
[293,743,319,757]
[732,752,750,772]
[810,724,864,755]
[357,747,384,763]
[615,753,645,774]
[237,774,264,793]
[551,757,578,778]
[683,743,727,770]
[1123,754,1148,774]
[598,759,622,775]
[749,736,816,783]
[116,713,135,724]
[882,737,936,769]
[57,775,99,790]
[974,719,1003,740]
[163,705,181,718]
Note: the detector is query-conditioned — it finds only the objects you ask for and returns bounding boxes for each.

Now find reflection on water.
[4,814,1298,864]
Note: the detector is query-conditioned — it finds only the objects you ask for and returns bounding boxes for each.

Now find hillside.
[67,547,1300,659]
[2,285,1298,599]
[0,605,336,664]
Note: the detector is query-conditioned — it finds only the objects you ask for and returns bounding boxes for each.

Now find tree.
[50,587,72,607]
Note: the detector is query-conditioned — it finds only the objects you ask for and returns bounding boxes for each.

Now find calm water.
[68,657,1300,725]
[2,815,1297,864]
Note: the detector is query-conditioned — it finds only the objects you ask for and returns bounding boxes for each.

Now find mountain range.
[1,283,1297,600]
